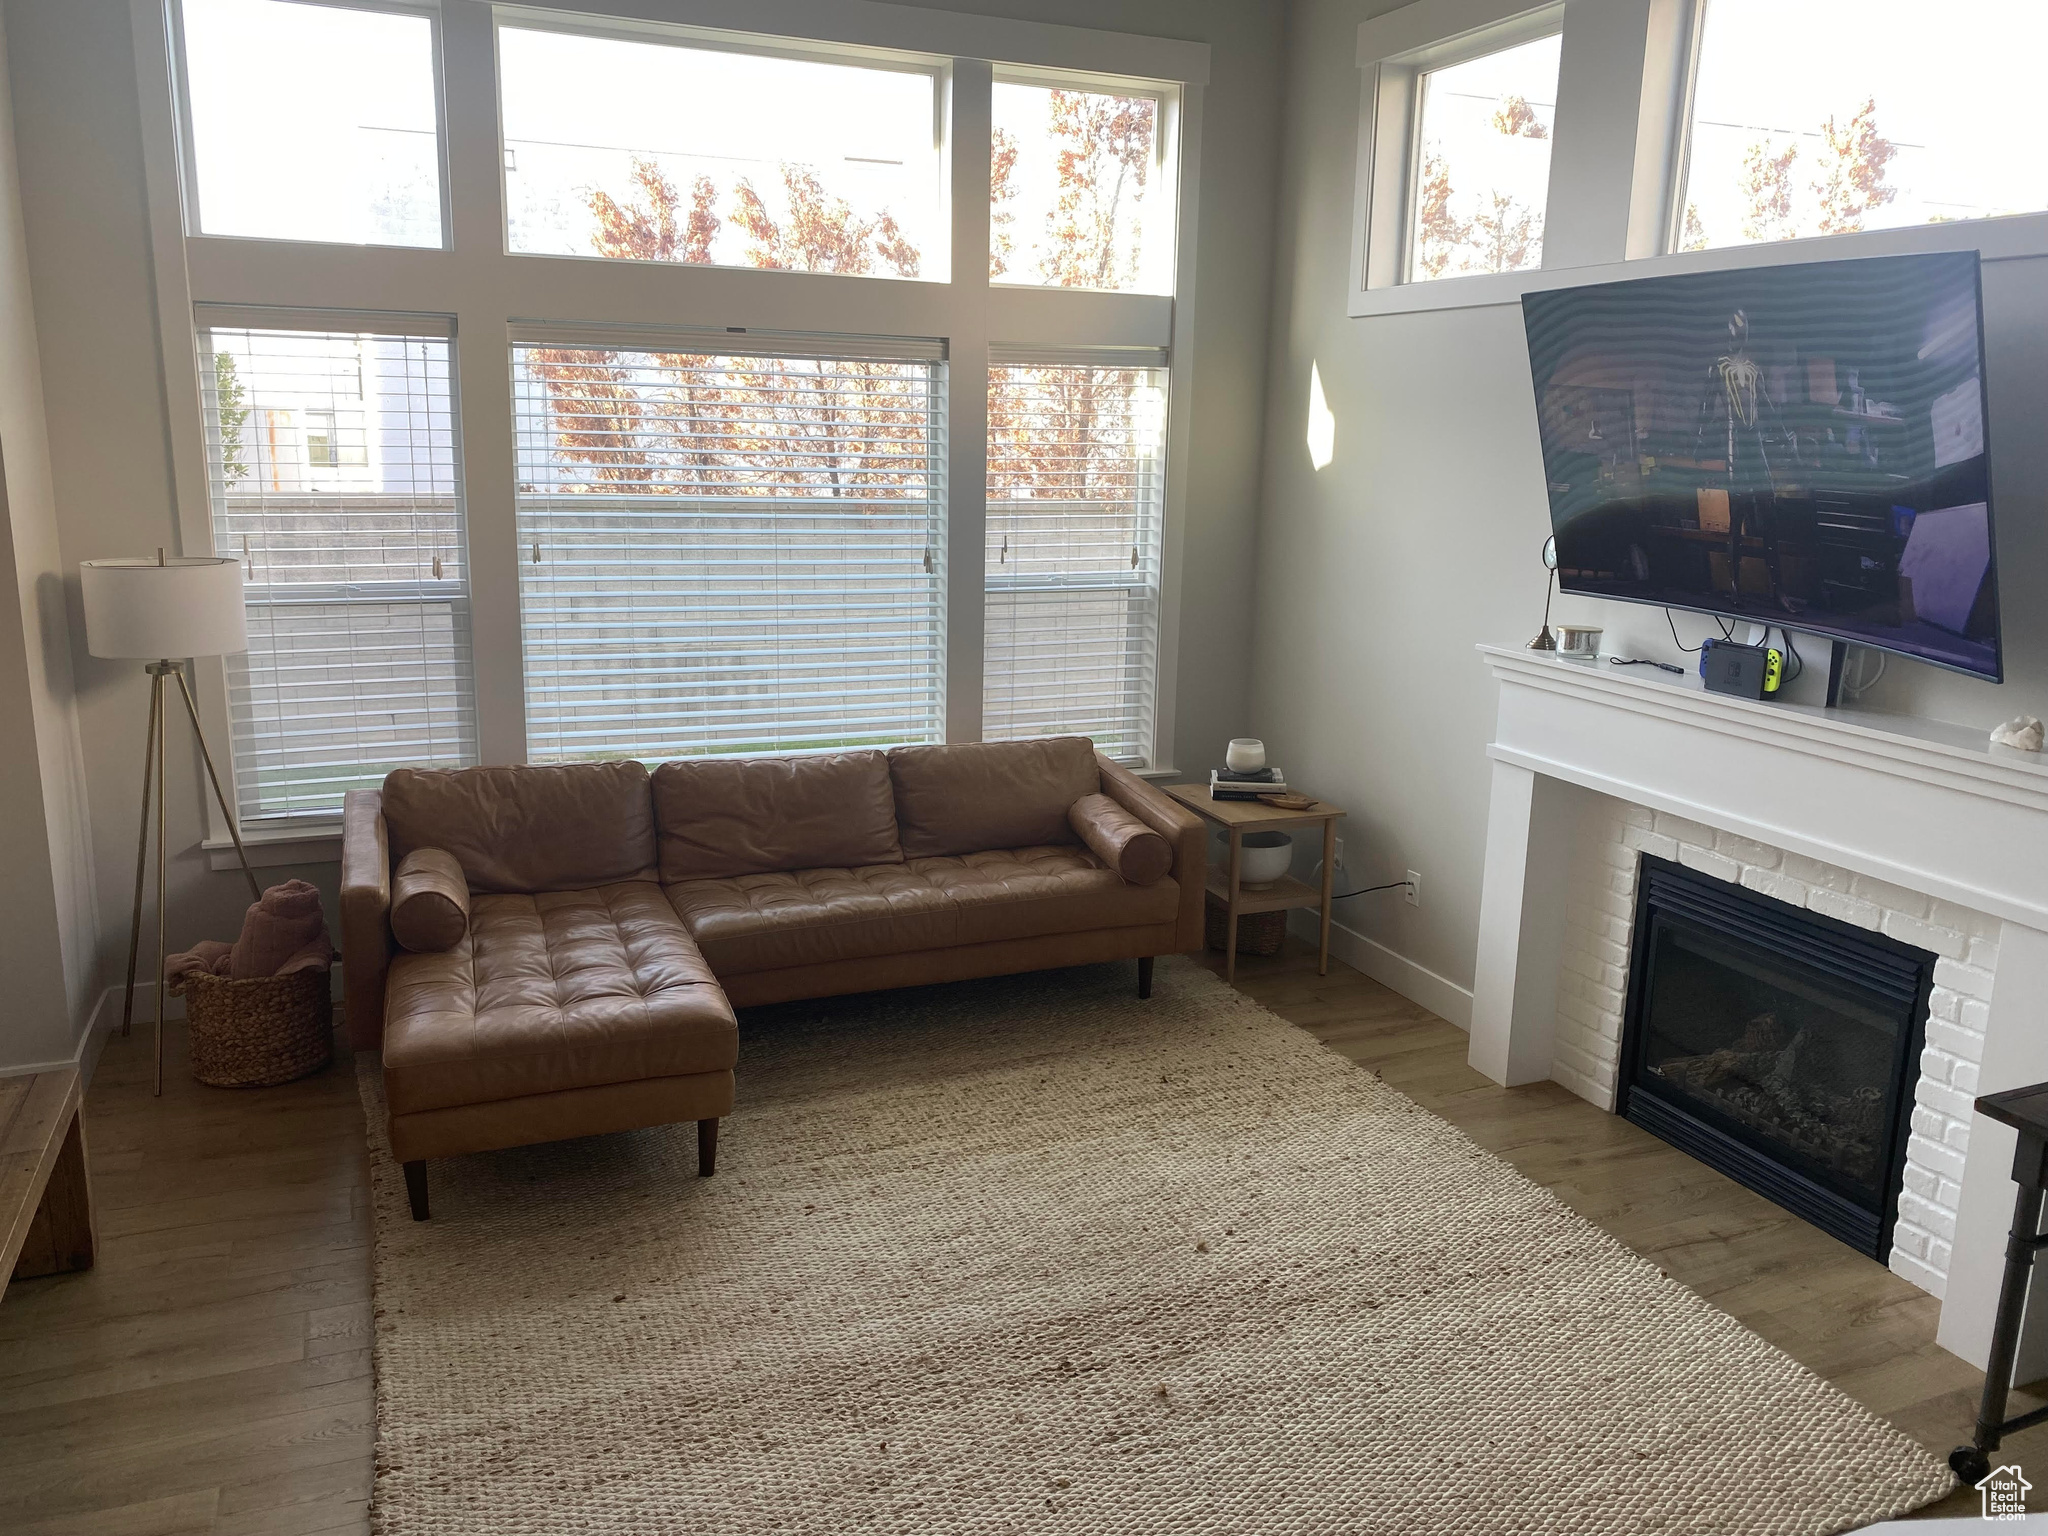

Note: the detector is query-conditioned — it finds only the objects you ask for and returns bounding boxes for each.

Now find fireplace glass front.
[1618,857,1935,1260]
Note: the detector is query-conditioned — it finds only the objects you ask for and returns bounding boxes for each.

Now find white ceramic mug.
[1226,738,1266,773]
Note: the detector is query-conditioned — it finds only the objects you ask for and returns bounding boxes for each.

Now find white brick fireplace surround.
[1469,645,2048,1378]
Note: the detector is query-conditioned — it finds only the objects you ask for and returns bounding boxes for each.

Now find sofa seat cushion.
[383,882,737,1118]
[666,846,1180,976]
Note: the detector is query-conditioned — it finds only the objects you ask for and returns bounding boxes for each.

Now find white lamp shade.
[80,557,248,660]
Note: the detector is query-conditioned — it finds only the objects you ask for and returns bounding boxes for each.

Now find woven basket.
[1204,903,1288,957]
[170,968,333,1088]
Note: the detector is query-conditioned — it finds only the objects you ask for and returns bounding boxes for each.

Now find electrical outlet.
[1332,838,1345,870]
[1405,870,1421,907]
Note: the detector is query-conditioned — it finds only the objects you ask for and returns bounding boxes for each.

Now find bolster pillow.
[1069,793,1174,885]
[390,847,470,953]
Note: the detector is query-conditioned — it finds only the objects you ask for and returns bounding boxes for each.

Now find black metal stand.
[1951,1081,2048,1485]
[1825,640,1849,708]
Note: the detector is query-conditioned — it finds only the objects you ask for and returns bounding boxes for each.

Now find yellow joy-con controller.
[1762,648,1784,693]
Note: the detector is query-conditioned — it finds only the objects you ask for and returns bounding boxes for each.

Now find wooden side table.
[1164,784,1347,983]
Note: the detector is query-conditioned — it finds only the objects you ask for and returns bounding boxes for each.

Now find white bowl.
[1236,831,1293,887]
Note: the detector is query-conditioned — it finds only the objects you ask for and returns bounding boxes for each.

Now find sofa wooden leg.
[698,1118,719,1178]
[1138,956,1155,999]
[403,1160,429,1221]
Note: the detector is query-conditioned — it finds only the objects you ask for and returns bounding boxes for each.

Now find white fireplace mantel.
[1471,643,2048,1372]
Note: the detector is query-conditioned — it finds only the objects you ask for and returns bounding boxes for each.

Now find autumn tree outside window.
[511,338,946,763]
[499,26,943,278]
[1405,33,1559,284]
[990,78,1177,295]
[984,357,1168,761]
[1676,0,2048,253]
[157,1,1202,817]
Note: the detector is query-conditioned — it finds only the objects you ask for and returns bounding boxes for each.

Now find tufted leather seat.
[666,846,1181,975]
[383,883,737,1118]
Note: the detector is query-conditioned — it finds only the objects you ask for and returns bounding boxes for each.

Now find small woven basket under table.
[1204,902,1288,957]
[169,968,333,1088]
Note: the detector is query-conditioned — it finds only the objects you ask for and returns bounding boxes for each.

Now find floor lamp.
[81,552,260,1096]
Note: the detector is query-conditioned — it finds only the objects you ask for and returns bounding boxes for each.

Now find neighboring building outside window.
[199,325,476,821]
[1406,33,1560,282]
[166,2,1190,807]
[1675,0,2048,252]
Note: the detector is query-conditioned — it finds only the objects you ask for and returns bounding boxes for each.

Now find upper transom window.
[1675,0,2048,252]
[990,77,1177,295]
[177,0,444,248]
[1407,33,1560,283]
[498,26,943,279]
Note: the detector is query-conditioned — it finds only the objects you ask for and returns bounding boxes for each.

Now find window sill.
[204,826,343,871]
[1348,209,2048,320]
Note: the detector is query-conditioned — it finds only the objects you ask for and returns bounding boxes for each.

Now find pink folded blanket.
[232,879,331,979]
[164,939,233,986]
[165,880,335,985]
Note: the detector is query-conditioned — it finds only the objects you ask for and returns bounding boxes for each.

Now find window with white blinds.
[510,336,946,763]
[198,322,477,822]
[984,352,1168,765]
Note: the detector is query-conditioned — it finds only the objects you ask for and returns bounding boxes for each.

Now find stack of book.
[1210,765,1287,802]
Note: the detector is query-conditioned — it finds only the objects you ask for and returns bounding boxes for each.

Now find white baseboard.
[0,982,147,1083]
[1287,910,1474,1031]
[4,965,346,1085]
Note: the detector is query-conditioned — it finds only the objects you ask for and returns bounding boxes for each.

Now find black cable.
[1665,607,1703,653]
[1611,657,1685,675]
[1776,625,1805,680]
[1329,880,1412,900]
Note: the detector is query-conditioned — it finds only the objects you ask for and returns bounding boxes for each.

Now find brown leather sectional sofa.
[340,737,1204,1218]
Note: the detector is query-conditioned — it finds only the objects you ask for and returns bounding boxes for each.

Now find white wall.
[0,0,101,1071]
[1,0,1283,1006]
[1257,0,2048,1016]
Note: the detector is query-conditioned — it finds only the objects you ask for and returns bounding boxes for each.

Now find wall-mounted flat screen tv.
[1522,251,2000,682]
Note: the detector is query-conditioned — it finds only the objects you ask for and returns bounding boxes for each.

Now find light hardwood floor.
[0,943,2034,1530]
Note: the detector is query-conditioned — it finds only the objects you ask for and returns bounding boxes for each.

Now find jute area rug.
[358,957,1952,1534]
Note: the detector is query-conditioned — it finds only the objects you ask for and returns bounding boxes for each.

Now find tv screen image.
[1521,251,2001,682]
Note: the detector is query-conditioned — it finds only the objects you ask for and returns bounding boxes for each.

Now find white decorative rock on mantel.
[1471,643,2048,1376]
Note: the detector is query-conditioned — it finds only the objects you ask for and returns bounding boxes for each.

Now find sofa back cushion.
[652,750,902,881]
[382,761,658,894]
[888,737,1099,859]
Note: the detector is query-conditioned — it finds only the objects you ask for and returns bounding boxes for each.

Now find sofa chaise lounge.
[341,736,1205,1218]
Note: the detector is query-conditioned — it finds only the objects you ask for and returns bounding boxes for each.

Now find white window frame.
[167,0,456,252]
[988,63,1184,296]
[1349,0,2048,320]
[1353,3,1564,294]
[130,0,1210,862]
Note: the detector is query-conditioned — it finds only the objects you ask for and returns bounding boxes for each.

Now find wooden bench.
[1,1067,96,1294]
